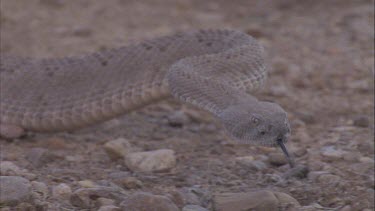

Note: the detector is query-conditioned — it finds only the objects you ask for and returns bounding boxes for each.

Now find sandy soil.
[0,0,374,210]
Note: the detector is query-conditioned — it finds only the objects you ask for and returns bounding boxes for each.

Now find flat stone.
[182,204,209,211]
[0,124,25,139]
[320,146,346,161]
[214,191,300,211]
[0,176,31,206]
[120,192,179,211]
[104,138,133,160]
[52,183,72,200]
[125,149,176,172]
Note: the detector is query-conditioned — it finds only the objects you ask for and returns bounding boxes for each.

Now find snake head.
[219,100,295,167]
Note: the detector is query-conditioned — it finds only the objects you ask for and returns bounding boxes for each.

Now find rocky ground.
[0,0,374,210]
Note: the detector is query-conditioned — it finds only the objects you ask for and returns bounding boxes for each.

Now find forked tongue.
[277,139,295,168]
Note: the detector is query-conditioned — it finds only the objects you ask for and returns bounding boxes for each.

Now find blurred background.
[1,0,374,210]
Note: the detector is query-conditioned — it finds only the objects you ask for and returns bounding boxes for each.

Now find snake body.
[1,29,292,149]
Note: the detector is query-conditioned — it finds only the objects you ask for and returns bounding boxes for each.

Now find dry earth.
[0,0,374,210]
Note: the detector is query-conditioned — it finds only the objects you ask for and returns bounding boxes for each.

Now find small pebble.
[104,138,133,160]
[52,183,72,200]
[265,174,283,183]
[121,177,143,189]
[78,180,96,188]
[125,149,176,172]
[235,156,254,164]
[268,152,288,166]
[293,147,307,157]
[248,160,268,171]
[320,146,346,161]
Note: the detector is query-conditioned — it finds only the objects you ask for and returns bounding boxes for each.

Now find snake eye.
[260,131,266,135]
[251,116,260,125]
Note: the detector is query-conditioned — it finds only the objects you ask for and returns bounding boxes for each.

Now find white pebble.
[104,138,133,160]
[125,149,176,172]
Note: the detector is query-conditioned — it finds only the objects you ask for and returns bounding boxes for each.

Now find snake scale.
[0,29,293,165]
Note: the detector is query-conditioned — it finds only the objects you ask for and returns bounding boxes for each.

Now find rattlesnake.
[0,29,293,166]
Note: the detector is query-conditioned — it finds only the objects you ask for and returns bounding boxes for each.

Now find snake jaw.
[277,138,295,168]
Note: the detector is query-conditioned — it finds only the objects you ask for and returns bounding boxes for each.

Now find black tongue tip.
[277,138,295,168]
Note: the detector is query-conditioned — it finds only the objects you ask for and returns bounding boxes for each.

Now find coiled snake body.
[0,29,293,165]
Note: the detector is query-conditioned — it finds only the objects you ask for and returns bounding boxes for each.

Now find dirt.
[0,0,374,210]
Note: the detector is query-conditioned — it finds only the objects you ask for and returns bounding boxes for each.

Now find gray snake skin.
[0,29,293,165]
